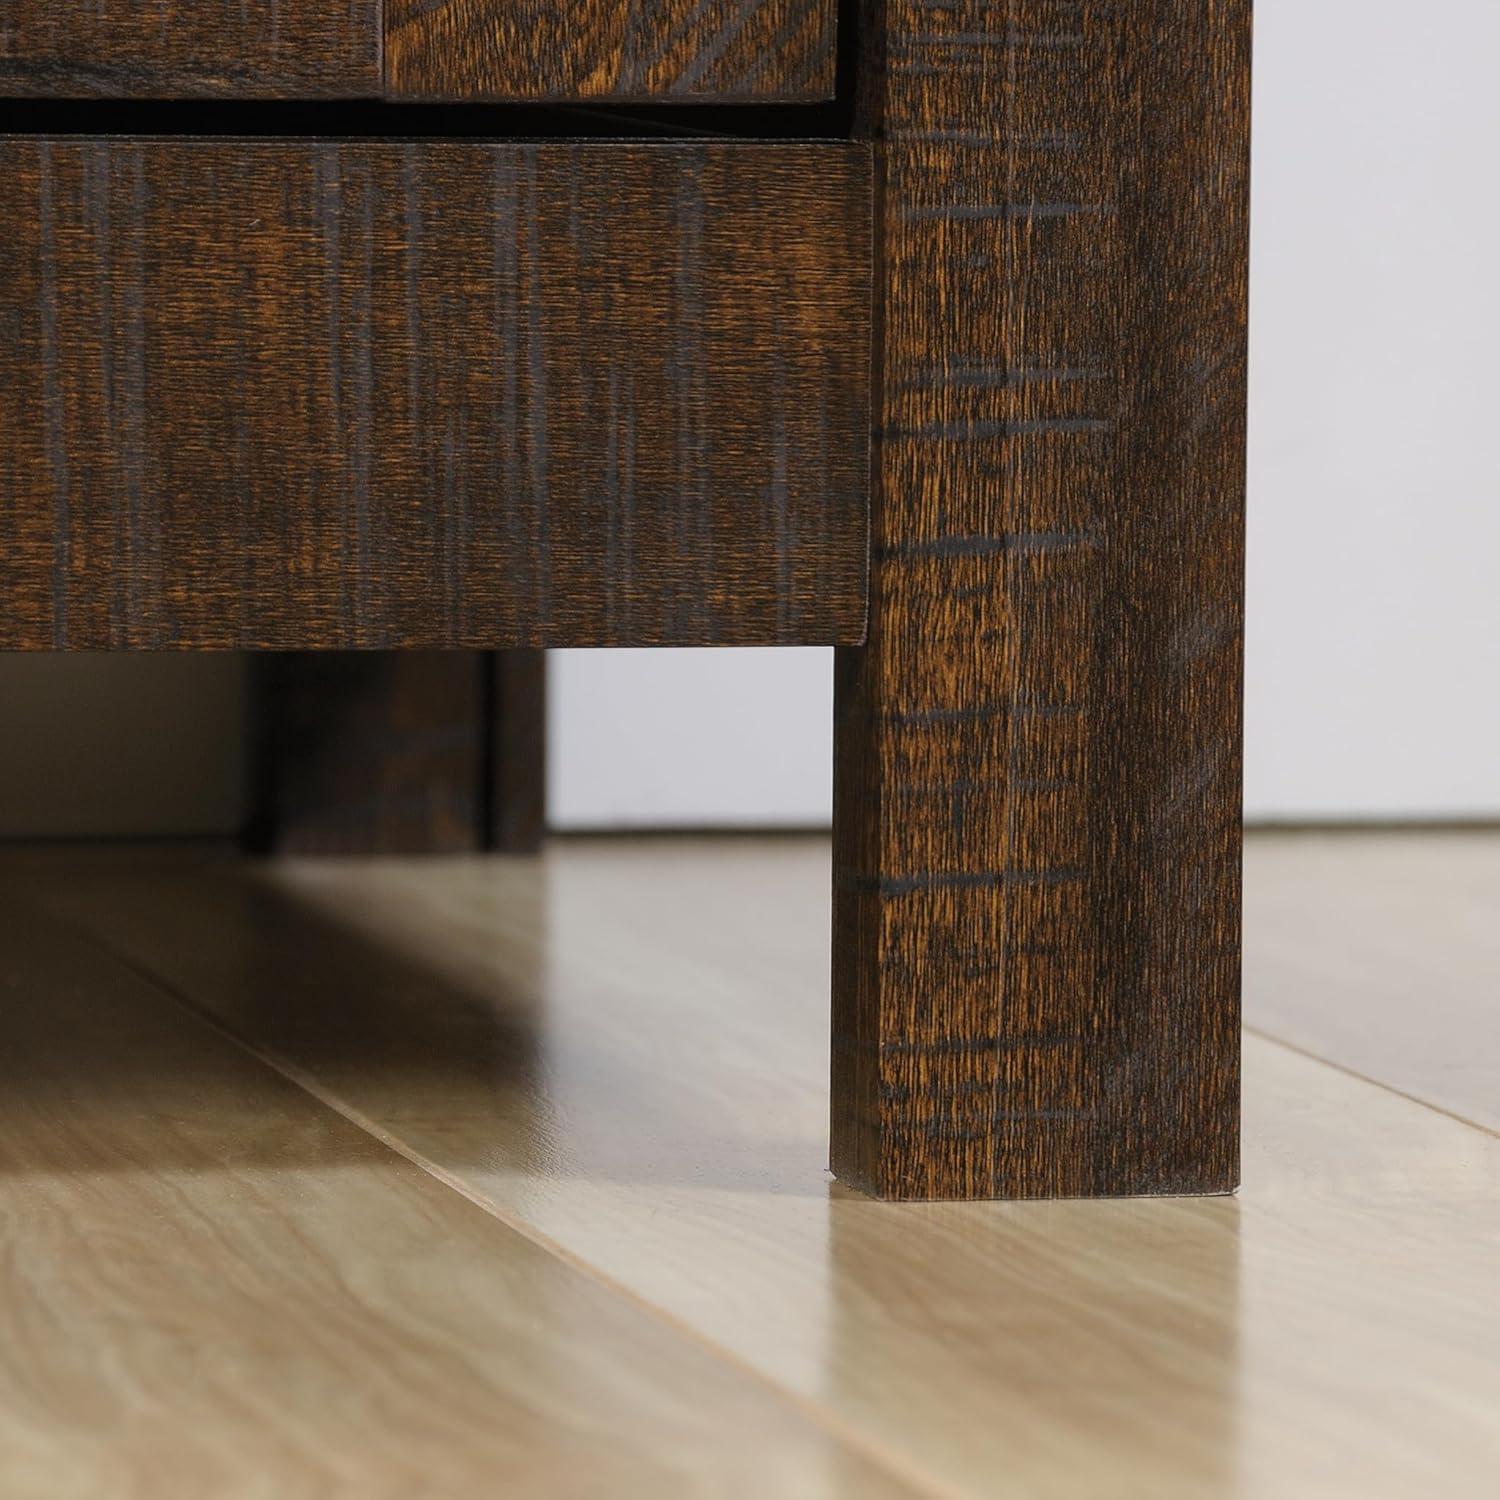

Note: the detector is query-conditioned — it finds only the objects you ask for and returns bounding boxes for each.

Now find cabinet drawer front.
[0,140,870,651]
[386,0,838,103]
[0,2,380,99]
[0,1,836,102]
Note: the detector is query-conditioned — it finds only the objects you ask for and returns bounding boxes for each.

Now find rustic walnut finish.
[0,1,1250,1201]
[0,140,870,651]
[247,649,548,856]
[385,0,839,102]
[0,0,381,98]
[248,653,484,856]
[831,0,1250,1199]
[0,0,835,103]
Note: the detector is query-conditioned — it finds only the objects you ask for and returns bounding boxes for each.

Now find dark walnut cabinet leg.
[832,0,1249,1199]
[486,649,548,856]
[247,651,547,856]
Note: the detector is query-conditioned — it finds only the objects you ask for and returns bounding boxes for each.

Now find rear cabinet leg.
[247,651,547,856]
[486,649,548,856]
[831,0,1250,1199]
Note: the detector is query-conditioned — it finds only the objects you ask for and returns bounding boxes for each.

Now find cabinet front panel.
[0,140,871,651]
[0,0,837,102]
[385,0,838,103]
[0,1,381,98]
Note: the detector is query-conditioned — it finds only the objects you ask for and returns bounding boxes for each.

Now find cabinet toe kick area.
[0,140,872,651]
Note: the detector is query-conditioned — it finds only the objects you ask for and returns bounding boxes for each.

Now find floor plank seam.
[1245,1023,1500,1141]
[23,889,960,1500]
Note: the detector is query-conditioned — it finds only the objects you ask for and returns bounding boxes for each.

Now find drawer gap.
[0,100,852,143]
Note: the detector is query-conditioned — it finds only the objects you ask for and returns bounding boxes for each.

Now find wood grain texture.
[246,653,491,856]
[246,650,547,856]
[386,0,838,103]
[0,0,379,98]
[0,139,870,651]
[0,891,916,1498]
[9,837,1499,1499]
[832,0,1250,1198]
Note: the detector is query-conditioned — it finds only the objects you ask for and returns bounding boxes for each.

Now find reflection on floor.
[0,831,1495,1496]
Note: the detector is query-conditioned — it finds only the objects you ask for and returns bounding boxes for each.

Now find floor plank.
[8,835,1498,1498]
[0,893,918,1499]
[1244,828,1500,1132]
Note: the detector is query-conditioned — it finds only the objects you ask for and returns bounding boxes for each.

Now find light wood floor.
[0,831,1495,1497]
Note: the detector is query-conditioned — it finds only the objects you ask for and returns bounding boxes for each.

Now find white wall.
[550,649,832,829]
[554,0,1500,829]
[1243,0,1500,818]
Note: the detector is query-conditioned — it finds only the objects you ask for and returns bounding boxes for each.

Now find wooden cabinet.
[0,0,837,102]
[386,0,838,102]
[0,139,871,650]
[0,0,381,98]
[0,2,1251,1203]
